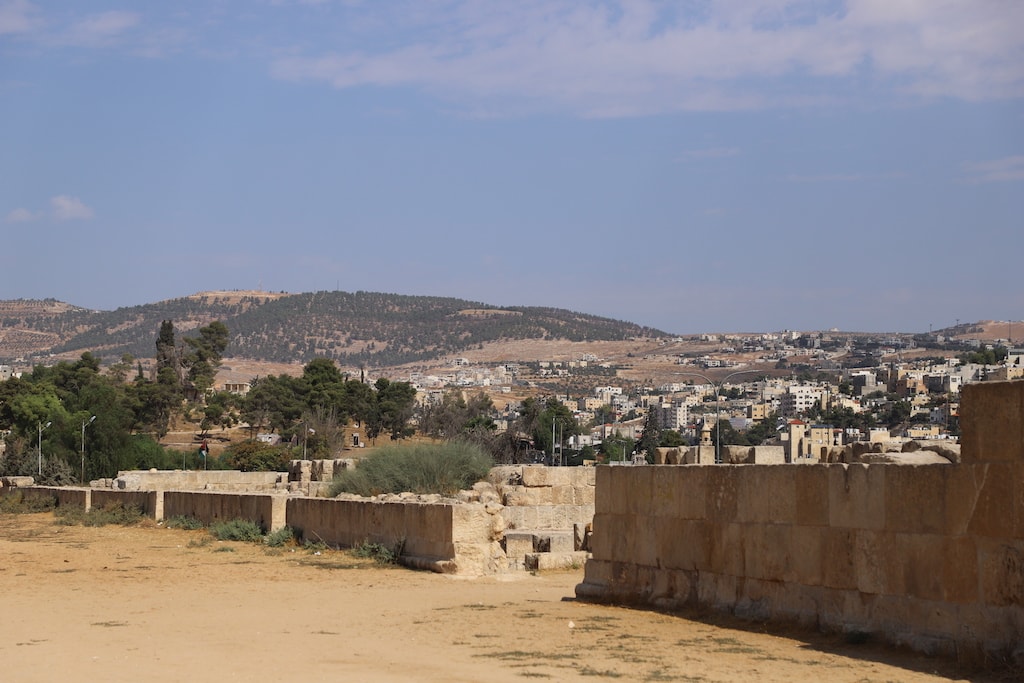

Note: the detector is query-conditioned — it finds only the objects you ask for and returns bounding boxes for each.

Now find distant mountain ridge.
[0,291,668,367]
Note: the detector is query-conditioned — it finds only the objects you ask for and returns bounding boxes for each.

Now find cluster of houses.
[399,336,1024,461]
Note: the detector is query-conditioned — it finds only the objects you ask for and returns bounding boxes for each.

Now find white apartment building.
[780,384,830,416]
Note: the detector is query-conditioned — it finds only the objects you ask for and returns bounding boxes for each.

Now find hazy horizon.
[3,2,1021,333]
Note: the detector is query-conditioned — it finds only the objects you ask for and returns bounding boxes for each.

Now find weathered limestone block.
[976,537,1024,608]
[572,484,595,505]
[885,465,948,534]
[821,527,857,590]
[739,523,793,582]
[751,446,786,464]
[792,465,829,526]
[115,474,143,491]
[503,530,537,559]
[525,551,589,571]
[655,447,686,465]
[521,465,573,488]
[961,380,1024,463]
[965,463,1020,540]
[737,466,796,524]
[827,464,885,530]
[707,522,745,577]
[722,445,755,464]
[1,476,34,487]
[650,467,679,518]
[472,481,501,505]
[704,466,739,522]
[501,485,540,507]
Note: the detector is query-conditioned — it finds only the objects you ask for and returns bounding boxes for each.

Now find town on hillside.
[1,323,1020,474]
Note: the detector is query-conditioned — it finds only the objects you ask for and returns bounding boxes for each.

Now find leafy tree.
[959,346,1007,366]
[198,390,240,434]
[659,429,687,448]
[599,435,635,462]
[301,358,345,410]
[182,321,229,395]
[241,374,305,434]
[591,404,616,426]
[370,378,417,441]
[223,440,290,472]
[534,398,580,460]
[155,319,177,372]
[636,409,661,463]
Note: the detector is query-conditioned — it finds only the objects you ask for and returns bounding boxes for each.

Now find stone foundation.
[576,380,1024,667]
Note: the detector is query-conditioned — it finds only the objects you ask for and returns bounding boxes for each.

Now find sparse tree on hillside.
[182,321,229,395]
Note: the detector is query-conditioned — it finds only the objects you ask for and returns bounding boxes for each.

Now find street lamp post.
[37,421,52,476]
[81,415,96,485]
[675,370,764,463]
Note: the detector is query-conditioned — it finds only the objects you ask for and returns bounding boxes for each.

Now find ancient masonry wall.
[286,497,504,574]
[2,486,505,575]
[575,379,1024,664]
[488,465,596,570]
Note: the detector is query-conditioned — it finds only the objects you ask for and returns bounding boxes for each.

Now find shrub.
[264,526,295,547]
[164,515,204,530]
[0,490,56,514]
[209,519,264,542]
[55,502,145,527]
[351,539,403,565]
[223,441,290,472]
[329,441,493,497]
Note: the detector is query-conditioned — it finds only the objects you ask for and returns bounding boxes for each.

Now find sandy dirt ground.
[0,512,1002,683]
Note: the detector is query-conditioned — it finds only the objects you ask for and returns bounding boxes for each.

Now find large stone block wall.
[577,380,1024,664]
[105,470,284,491]
[490,465,595,531]
[0,485,90,509]
[91,489,162,518]
[286,497,505,574]
[163,491,287,533]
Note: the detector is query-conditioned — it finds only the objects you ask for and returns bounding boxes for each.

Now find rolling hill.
[0,290,668,368]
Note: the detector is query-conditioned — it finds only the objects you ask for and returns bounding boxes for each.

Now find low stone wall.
[163,491,287,533]
[102,470,285,492]
[486,465,596,570]
[577,380,1024,666]
[0,485,90,509]
[286,497,505,574]
[91,489,162,518]
[656,445,786,464]
[7,465,593,576]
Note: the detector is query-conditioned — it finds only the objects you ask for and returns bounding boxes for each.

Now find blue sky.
[2,1,1022,335]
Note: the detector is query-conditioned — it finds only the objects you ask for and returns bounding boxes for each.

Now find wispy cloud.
[51,195,94,220]
[782,171,906,183]
[679,147,740,161]
[962,155,1024,183]
[269,0,1024,116]
[61,10,140,47]
[0,0,37,35]
[6,195,95,223]
[5,207,37,223]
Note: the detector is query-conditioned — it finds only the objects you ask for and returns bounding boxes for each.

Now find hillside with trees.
[0,291,666,367]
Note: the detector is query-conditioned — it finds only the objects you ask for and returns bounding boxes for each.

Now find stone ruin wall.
[487,465,595,570]
[2,464,597,576]
[576,379,1024,666]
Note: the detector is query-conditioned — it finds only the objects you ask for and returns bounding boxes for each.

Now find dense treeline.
[2,291,667,366]
[0,319,421,483]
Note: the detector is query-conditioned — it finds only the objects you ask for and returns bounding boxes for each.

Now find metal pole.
[37,421,51,476]
[716,390,722,464]
[81,416,96,485]
[674,370,765,464]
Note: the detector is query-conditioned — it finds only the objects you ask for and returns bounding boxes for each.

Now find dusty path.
[0,512,997,682]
